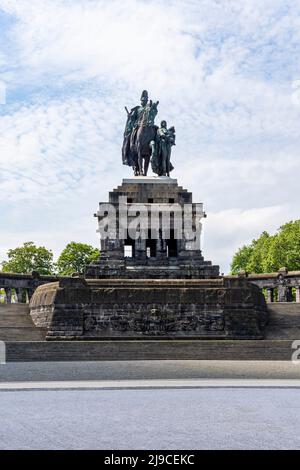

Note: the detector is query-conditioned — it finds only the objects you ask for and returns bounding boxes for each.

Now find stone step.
[0,303,46,341]
[0,328,46,342]
[4,340,296,362]
[268,303,300,313]
[0,303,29,315]
[266,302,300,340]
[0,314,38,327]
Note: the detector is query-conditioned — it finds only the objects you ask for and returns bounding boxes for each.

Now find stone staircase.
[266,302,300,339]
[0,302,299,361]
[0,303,46,341]
[4,339,296,362]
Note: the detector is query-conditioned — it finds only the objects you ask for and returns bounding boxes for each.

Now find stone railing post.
[266,287,274,303]
[16,287,23,303]
[296,286,300,303]
[278,285,288,302]
[4,287,12,304]
[27,288,35,302]
[277,267,289,302]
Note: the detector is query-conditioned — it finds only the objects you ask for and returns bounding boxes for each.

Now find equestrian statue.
[122,90,175,176]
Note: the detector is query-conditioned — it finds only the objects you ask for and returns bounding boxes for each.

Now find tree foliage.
[1,241,54,274]
[231,220,300,274]
[56,241,100,275]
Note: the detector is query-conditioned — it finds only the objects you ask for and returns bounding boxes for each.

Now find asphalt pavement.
[1,360,300,450]
[0,387,300,449]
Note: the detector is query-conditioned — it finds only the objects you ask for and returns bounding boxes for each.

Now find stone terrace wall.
[29,277,267,340]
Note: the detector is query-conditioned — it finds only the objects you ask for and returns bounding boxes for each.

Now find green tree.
[56,241,100,275]
[231,244,254,274]
[247,231,272,273]
[230,220,300,274]
[265,221,300,272]
[1,241,54,274]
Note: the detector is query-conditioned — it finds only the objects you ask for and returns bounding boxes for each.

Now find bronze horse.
[129,101,159,176]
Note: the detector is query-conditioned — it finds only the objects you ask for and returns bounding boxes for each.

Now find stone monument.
[85,176,219,279]
[30,91,267,341]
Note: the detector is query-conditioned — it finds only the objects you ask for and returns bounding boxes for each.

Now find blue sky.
[0,0,300,273]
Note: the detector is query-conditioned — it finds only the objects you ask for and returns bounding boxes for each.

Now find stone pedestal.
[85,177,220,279]
[29,176,268,341]
[30,277,267,340]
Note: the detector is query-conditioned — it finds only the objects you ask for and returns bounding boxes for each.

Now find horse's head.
[147,100,159,125]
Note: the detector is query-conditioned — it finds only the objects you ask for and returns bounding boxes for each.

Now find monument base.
[29,177,267,342]
[29,277,268,341]
[85,177,220,279]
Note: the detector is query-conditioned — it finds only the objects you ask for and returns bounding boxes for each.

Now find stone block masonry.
[30,278,267,340]
[85,177,219,279]
[29,177,268,342]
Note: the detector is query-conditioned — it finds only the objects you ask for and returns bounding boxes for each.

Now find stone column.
[4,287,12,304]
[266,287,274,303]
[135,238,146,260]
[177,238,185,258]
[156,237,167,260]
[295,286,300,303]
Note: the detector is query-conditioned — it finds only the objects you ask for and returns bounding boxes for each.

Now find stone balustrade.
[0,272,62,303]
[1,267,300,304]
[228,267,300,303]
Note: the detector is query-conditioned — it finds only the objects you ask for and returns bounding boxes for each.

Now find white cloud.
[0,0,300,273]
[0,80,5,104]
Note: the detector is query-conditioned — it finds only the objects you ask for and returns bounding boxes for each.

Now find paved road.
[1,361,299,449]
[1,360,300,382]
[0,387,300,449]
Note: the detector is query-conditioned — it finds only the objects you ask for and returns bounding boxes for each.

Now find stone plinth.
[122,176,178,184]
[30,277,268,340]
[85,177,219,279]
[28,177,268,342]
